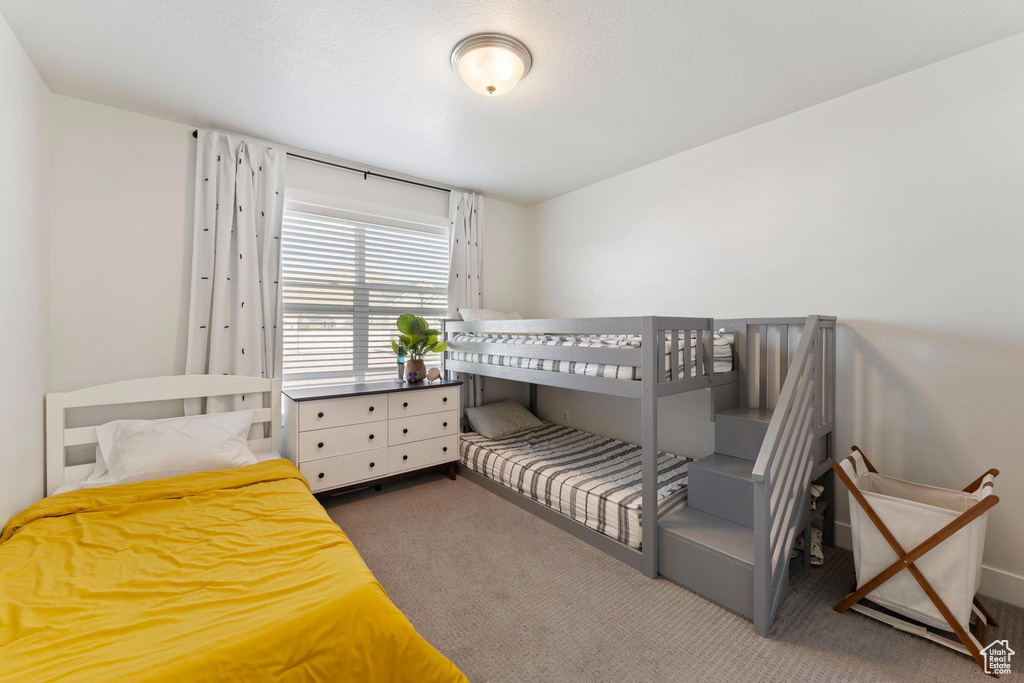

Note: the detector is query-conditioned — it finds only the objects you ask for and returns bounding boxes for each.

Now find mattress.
[0,460,466,683]
[448,330,733,381]
[460,422,692,549]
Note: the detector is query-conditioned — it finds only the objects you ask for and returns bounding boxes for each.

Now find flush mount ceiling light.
[450,33,532,96]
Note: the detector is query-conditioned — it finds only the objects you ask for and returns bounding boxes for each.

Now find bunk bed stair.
[655,312,841,626]
[657,407,771,620]
[658,507,760,619]
[686,452,755,527]
[713,407,772,460]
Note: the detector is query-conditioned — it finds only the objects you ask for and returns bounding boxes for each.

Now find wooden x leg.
[973,596,999,628]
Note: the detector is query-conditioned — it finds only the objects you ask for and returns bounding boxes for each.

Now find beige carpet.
[322,470,1022,682]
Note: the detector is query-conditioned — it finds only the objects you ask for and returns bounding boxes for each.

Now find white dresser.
[282,380,461,494]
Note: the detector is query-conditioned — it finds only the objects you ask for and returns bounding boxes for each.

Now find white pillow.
[82,410,258,488]
[458,308,523,321]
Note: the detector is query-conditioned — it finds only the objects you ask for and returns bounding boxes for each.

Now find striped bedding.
[448,330,733,381]
[460,422,692,549]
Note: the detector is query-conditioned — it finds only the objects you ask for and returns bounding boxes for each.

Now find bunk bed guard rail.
[441,316,736,399]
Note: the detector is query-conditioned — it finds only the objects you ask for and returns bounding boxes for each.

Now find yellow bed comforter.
[0,459,467,682]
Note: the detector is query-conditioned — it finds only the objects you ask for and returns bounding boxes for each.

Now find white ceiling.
[4,1,1024,205]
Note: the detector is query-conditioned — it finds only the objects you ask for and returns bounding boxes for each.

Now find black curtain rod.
[192,129,451,194]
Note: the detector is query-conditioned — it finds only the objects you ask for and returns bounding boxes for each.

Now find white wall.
[527,34,1024,603]
[480,198,531,404]
[0,15,51,523]
[50,96,195,395]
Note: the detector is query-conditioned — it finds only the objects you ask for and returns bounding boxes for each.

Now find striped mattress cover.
[459,422,692,549]
[448,330,733,381]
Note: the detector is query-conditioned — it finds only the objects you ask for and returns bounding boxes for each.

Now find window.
[281,197,449,389]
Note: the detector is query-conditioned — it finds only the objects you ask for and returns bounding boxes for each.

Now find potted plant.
[391,314,447,383]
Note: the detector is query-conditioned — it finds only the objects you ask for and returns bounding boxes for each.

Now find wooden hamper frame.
[832,446,1001,677]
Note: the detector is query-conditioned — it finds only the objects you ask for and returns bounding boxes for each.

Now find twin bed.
[1,375,466,682]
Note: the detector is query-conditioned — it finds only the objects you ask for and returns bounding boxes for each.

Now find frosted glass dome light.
[451,33,532,96]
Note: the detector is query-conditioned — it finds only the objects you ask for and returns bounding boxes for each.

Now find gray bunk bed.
[443,315,836,636]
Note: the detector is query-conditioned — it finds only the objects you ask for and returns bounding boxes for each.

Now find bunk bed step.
[714,407,773,461]
[658,506,754,619]
[686,453,754,527]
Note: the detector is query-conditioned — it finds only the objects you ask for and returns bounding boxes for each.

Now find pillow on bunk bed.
[465,400,543,439]
[82,410,258,488]
[458,308,523,321]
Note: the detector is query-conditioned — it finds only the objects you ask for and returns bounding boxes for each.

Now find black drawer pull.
[403,401,408,408]
[317,411,324,418]
[317,442,324,448]
[369,406,374,412]
[403,454,408,461]
[442,397,448,403]
[369,434,375,440]
[443,422,448,427]
[403,428,408,434]
[443,447,448,452]
[318,472,324,479]
[369,462,375,468]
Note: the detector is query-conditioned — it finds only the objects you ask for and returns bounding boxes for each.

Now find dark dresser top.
[283,379,463,402]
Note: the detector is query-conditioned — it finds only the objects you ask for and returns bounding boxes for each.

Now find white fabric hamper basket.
[840,450,995,631]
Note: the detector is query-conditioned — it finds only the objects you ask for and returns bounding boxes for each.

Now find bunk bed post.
[528,383,538,415]
[735,320,748,407]
[640,316,659,578]
[758,324,769,409]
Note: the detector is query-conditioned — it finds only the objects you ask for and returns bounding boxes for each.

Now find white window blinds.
[281,198,449,389]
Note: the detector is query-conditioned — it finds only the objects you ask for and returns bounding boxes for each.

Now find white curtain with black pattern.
[185,130,285,414]
[447,191,485,409]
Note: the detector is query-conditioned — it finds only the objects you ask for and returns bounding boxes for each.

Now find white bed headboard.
[45,375,282,495]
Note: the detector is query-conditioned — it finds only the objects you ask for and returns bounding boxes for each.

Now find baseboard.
[979,565,1024,609]
[832,521,1023,608]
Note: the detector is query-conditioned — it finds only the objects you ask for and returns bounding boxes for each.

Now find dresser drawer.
[388,410,459,445]
[388,386,459,419]
[389,435,458,474]
[299,395,386,431]
[300,449,389,492]
[298,421,386,462]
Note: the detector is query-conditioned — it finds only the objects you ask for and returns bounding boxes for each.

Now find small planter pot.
[404,359,426,383]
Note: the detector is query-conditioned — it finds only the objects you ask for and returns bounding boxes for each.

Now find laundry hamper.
[832,447,1000,674]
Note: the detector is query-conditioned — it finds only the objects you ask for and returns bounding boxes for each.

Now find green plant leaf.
[432,341,448,353]
[391,340,399,354]
[396,314,418,335]
[396,314,439,358]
